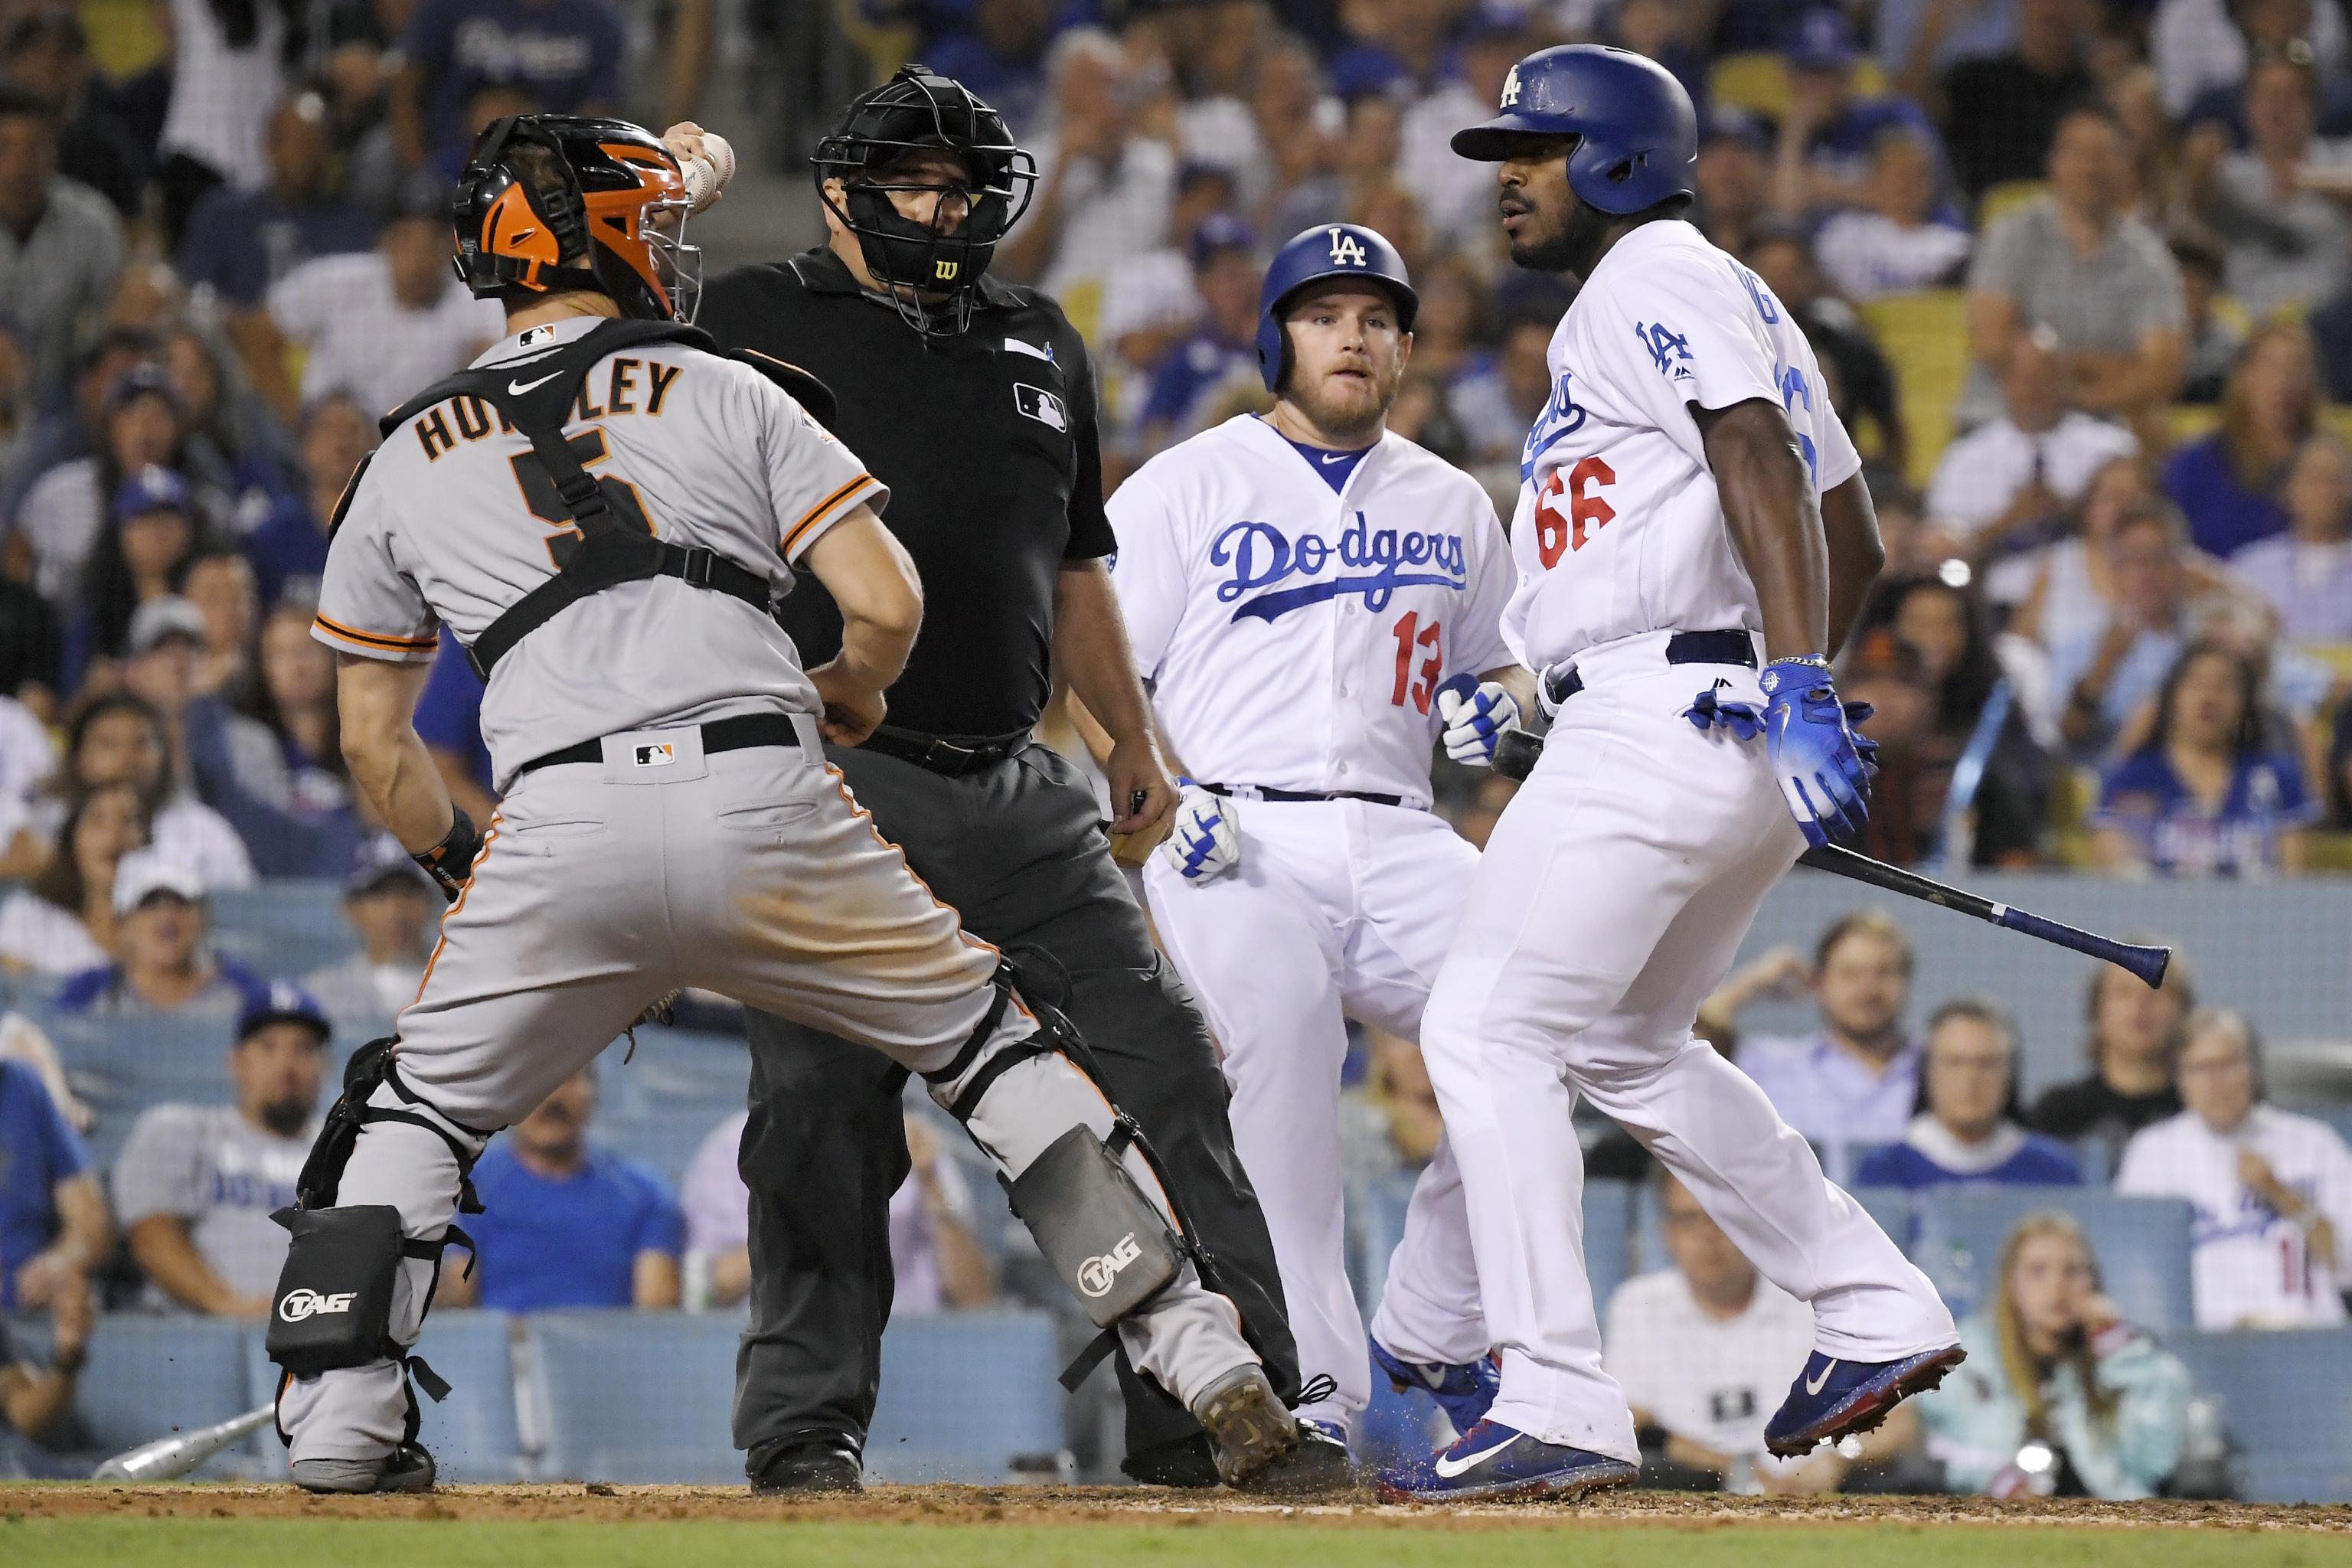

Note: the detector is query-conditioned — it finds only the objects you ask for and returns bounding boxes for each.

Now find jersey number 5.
[1390,611,1442,714]
[510,427,655,565]
[1534,456,1617,568]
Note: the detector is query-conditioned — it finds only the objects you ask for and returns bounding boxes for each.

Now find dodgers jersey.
[1507,220,1862,675]
[1109,414,1515,802]
[312,316,886,789]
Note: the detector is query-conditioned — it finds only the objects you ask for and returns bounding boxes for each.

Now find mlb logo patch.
[1014,384,1067,432]
[634,743,676,768]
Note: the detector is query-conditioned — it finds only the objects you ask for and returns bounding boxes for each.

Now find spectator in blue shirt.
[923,0,1056,138]
[1857,998,2083,1191]
[0,1056,109,1313]
[2092,640,2318,877]
[177,93,378,313]
[391,0,626,173]
[1773,8,1945,218]
[1137,213,1260,452]
[2160,322,2318,559]
[442,1067,684,1312]
[243,394,377,609]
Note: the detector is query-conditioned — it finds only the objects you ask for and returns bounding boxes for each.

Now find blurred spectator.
[2187,54,2352,320]
[1449,298,1560,466]
[681,1104,994,1315]
[1694,109,1774,259]
[159,325,292,522]
[1398,11,1530,248]
[1602,1173,1830,1494]
[182,549,260,707]
[2154,0,2348,120]
[1902,1211,2190,1498]
[1855,999,2082,1190]
[0,1263,89,1454]
[302,835,439,1019]
[1746,226,1908,479]
[2007,466,2230,655]
[1932,0,2097,201]
[925,0,1056,138]
[2118,1009,2352,1329]
[393,0,626,173]
[2161,322,2319,559]
[155,0,292,246]
[55,850,265,1016]
[14,365,185,611]
[2308,272,2352,402]
[413,638,497,825]
[1963,108,2185,433]
[2026,952,2194,1155]
[0,689,55,877]
[1337,1029,1443,1185]
[243,393,378,608]
[0,1055,107,1313]
[179,91,379,314]
[121,595,281,841]
[54,690,256,890]
[444,1068,683,1311]
[1813,127,1974,301]
[1925,332,2137,557]
[64,466,207,691]
[1772,8,1943,218]
[0,780,146,975]
[1847,574,2052,864]
[253,176,504,426]
[1266,90,1403,239]
[114,983,331,1317]
[0,87,124,414]
[185,599,364,878]
[2050,506,2196,756]
[1699,910,1919,1182]
[1002,30,1178,302]
[1137,214,1261,450]
[1231,35,1329,234]
[1882,0,2022,90]
[0,7,145,217]
[2231,434,2352,644]
[0,327,151,534]
[2092,640,2318,877]
[2169,234,2244,406]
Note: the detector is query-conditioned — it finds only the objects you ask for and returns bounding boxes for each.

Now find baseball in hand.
[682,131,736,214]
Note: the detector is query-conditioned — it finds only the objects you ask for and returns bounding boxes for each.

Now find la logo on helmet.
[1500,65,1521,107]
[1327,229,1367,266]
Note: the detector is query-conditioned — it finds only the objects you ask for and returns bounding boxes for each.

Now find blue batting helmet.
[1254,223,1419,394]
[1450,45,1698,216]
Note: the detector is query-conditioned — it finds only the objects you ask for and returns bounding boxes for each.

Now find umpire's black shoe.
[1237,1419,1359,1498]
[1120,1432,1223,1488]
[291,1441,436,1494]
[750,1438,864,1495]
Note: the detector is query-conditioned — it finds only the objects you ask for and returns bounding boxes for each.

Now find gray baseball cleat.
[291,1440,437,1494]
[1191,1364,1301,1487]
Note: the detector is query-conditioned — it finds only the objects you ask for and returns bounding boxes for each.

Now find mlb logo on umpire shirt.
[634,743,675,768]
[1015,384,1067,433]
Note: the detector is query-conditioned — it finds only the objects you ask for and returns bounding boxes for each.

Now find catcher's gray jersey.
[311,316,886,786]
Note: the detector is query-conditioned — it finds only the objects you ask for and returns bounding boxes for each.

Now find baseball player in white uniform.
[1376,48,1959,1503]
[264,115,1313,1494]
[1109,224,1529,1449]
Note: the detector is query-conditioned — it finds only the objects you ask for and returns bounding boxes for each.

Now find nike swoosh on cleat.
[1432,1437,1517,1478]
[1805,1358,1838,1396]
[508,371,562,395]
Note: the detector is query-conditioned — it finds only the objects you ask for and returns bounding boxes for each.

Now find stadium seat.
[237,1310,528,1483]
[528,1311,743,1483]
[594,1106,731,1187]
[1857,289,1970,488]
[211,882,361,982]
[2173,1328,2352,1503]
[1850,1184,1915,1248]
[72,1316,263,1478]
[865,1310,1065,1481]
[1975,179,2047,227]
[1909,1187,2195,1334]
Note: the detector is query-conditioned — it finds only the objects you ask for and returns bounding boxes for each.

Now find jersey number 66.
[1533,456,1617,568]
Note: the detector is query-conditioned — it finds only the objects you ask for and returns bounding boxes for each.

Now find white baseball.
[682,131,736,214]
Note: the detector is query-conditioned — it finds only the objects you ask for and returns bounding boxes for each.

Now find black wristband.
[413,805,483,903]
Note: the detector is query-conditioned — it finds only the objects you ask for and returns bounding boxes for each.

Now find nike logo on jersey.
[1320,452,1350,465]
[1432,1436,1518,1478]
[1212,514,1467,623]
[508,371,563,396]
[1805,1359,1838,1396]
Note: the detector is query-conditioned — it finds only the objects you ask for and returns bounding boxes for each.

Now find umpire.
[697,66,1315,1493]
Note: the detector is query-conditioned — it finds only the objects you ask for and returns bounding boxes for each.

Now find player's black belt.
[860,726,1033,777]
[1200,783,1408,808]
[1544,628,1757,707]
[514,711,810,778]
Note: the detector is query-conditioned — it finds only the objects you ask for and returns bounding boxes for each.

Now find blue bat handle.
[1996,903,2172,990]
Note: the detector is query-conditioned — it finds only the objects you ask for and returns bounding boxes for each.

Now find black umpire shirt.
[697,246,1114,740]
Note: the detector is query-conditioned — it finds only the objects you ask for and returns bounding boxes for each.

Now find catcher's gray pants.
[276,719,1259,1465]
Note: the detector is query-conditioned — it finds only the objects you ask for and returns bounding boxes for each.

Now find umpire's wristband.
[414,806,483,904]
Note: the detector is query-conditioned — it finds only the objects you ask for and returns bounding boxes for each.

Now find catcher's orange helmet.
[452,115,701,322]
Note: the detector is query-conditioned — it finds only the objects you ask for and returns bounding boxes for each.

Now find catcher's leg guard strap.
[1004,1122,1184,1331]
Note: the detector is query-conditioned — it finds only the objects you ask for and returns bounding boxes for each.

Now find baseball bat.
[1485,727,2172,989]
[91,1403,274,1481]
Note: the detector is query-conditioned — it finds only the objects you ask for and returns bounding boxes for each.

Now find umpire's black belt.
[860,726,1032,777]
[1544,628,1758,707]
[515,711,812,779]
[1201,783,1410,808]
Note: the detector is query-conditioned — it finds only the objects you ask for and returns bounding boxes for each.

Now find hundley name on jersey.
[1210,511,1470,623]
[410,356,690,462]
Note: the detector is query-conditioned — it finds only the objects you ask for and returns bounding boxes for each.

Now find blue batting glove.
[1682,687,1764,740]
[1759,658,1876,849]
[1157,778,1240,884]
[1436,675,1523,766]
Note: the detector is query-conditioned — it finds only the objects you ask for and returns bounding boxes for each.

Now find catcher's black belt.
[514,711,811,778]
[1544,628,1758,707]
[1200,783,1408,808]
[859,726,1031,777]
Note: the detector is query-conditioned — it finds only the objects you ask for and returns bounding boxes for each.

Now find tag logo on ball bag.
[1076,1233,1143,1298]
[279,1288,357,1323]
[1014,384,1067,432]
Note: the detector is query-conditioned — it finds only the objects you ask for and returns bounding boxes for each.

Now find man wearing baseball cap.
[1774,7,1943,216]
[53,849,263,1017]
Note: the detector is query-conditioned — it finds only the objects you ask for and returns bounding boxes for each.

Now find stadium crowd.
[0,0,2346,1501]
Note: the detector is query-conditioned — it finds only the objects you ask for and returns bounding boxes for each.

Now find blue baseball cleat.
[1374,1419,1638,1504]
[1371,1338,1501,1436]
[1763,1345,1967,1458]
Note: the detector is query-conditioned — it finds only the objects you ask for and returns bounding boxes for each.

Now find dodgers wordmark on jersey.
[311,316,887,789]
[1506,220,1863,676]
[1109,414,1515,804]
